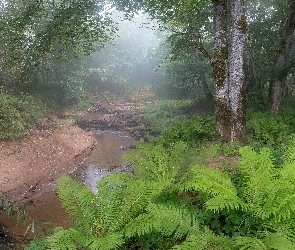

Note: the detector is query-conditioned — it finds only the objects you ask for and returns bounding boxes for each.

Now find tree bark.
[245,44,261,94]
[212,0,231,141]
[269,54,285,115]
[195,49,213,101]
[228,0,246,142]
[269,1,295,114]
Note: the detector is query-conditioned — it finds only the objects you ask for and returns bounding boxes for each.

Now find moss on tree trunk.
[212,0,246,143]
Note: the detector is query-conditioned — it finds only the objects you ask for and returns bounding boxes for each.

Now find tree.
[0,0,116,93]
[112,0,247,142]
[268,0,295,114]
[228,0,247,141]
[244,0,295,113]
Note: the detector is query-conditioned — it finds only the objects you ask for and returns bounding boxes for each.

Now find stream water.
[71,130,135,193]
[0,127,135,249]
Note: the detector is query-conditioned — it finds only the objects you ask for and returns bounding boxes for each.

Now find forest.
[1,0,295,249]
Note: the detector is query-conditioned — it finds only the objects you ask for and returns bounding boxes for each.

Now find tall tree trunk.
[228,0,246,142]
[195,49,213,101]
[269,54,285,115]
[269,1,295,114]
[212,0,231,141]
[245,44,261,94]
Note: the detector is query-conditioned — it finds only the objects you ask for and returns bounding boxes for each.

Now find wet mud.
[0,99,139,249]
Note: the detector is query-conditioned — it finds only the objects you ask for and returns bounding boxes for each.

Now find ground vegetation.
[1,0,295,249]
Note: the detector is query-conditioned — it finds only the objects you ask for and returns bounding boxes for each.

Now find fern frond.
[179,165,248,212]
[183,165,237,196]
[47,227,82,250]
[276,193,295,220]
[238,147,275,178]
[238,146,259,177]
[283,135,295,164]
[108,180,157,233]
[147,203,199,238]
[95,174,160,235]
[205,195,249,213]
[173,229,234,250]
[123,141,187,182]
[279,162,295,184]
[88,233,124,250]
[255,147,275,174]
[47,227,123,250]
[238,144,295,220]
[238,147,277,209]
[263,219,295,243]
[97,172,135,190]
[234,232,295,250]
[234,236,268,250]
[124,212,155,238]
[57,176,95,230]
[263,233,295,250]
[124,203,200,240]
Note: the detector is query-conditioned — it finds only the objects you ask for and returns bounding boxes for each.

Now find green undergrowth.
[133,97,295,149]
[131,99,194,137]
[246,98,295,151]
[24,96,295,249]
[0,92,94,140]
[25,134,295,249]
[0,93,47,140]
[18,96,295,249]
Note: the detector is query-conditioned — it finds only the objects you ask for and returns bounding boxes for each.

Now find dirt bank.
[0,124,96,202]
[0,97,140,249]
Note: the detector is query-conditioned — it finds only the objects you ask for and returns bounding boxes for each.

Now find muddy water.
[71,131,135,192]
[0,130,135,249]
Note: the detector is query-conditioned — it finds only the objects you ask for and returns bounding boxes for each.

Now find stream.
[0,100,138,249]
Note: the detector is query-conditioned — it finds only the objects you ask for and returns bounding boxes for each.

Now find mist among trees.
[1,0,295,249]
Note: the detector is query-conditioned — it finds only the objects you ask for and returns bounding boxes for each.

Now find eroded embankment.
[0,124,96,249]
[0,125,96,202]
[0,99,139,249]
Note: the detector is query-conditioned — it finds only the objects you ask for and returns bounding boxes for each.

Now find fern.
[174,138,295,248]
[234,236,268,250]
[173,229,234,250]
[123,211,155,238]
[26,137,295,249]
[147,204,200,238]
[46,227,80,250]
[234,233,295,250]
[263,233,295,250]
[238,145,295,221]
[42,173,162,249]
[124,203,202,248]
[179,165,249,212]
[283,135,295,164]
[88,233,124,250]
[57,176,96,233]
[123,141,187,182]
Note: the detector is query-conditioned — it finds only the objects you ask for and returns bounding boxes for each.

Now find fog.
[86,12,168,94]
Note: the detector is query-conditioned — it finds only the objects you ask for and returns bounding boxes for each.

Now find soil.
[0,97,140,249]
[0,125,96,202]
[0,123,96,249]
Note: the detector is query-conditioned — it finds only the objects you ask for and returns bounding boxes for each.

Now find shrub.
[132,99,192,136]
[247,112,289,147]
[0,94,28,140]
[12,95,46,126]
[0,94,46,140]
[161,115,215,145]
